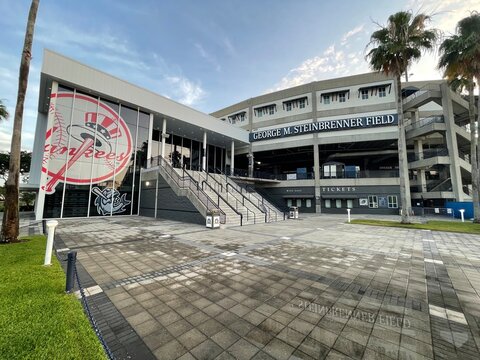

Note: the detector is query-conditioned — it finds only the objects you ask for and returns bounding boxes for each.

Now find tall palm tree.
[438,29,479,221]
[1,0,39,243]
[0,100,8,121]
[366,11,437,223]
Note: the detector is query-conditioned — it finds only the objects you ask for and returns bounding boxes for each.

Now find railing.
[321,169,399,179]
[407,115,444,130]
[231,168,401,180]
[214,167,276,222]
[155,156,227,224]
[201,181,243,225]
[402,84,440,106]
[205,169,262,223]
[407,148,449,162]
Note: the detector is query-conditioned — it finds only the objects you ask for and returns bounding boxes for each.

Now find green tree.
[438,12,480,222]
[0,100,8,122]
[366,11,437,223]
[0,151,31,182]
[1,0,39,243]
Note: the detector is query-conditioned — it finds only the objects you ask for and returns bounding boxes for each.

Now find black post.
[66,251,77,293]
[42,219,46,235]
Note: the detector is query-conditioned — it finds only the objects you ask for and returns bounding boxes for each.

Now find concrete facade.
[212,75,475,215]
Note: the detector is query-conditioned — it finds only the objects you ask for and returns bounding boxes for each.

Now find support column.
[441,83,464,201]
[147,113,153,163]
[311,87,322,213]
[314,144,321,213]
[414,139,427,193]
[161,118,167,158]
[248,152,254,178]
[230,140,235,176]
[36,81,59,221]
[202,131,207,171]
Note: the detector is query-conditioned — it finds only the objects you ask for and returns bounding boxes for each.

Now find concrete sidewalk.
[51,214,480,359]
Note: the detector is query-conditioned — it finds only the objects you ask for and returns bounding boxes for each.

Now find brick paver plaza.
[54,215,480,360]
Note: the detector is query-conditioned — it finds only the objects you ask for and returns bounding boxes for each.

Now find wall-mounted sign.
[41,92,133,194]
[322,186,357,193]
[92,187,131,215]
[250,114,398,142]
[359,198,368,206]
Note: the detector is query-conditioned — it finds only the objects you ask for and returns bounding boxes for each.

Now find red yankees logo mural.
[42,92,133,194]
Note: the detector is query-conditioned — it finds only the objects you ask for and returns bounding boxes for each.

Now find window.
[388,195,398,208]
[255,105,276,117]
[296,199,302,207]
[228,112,246,124]
[361,89,369,100]
[325,199,331,208]
[286,103,292,111]
[336,199,342,208]
[378,87,386,97]
[299,99,305,108]
[339,93,346,102]
[323,95,330,104]
[347,199,353,208]
[368,195,378,208]
[306,199,312,208]
[287,199,292,207]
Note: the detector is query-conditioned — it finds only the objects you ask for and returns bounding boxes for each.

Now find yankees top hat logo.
[42,92,133,194]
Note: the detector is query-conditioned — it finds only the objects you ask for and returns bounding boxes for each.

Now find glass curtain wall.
[42,85,148,218]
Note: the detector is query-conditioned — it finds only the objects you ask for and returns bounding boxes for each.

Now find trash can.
[289,206,299,219]
[206,209,221,229]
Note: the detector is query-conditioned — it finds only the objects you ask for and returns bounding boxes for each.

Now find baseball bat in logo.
[42,93,133,194]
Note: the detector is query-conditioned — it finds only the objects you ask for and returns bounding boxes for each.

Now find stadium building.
[28,50,474,223]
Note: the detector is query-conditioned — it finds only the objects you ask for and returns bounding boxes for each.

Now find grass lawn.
[0,235,106,360]
[350,219,480,234]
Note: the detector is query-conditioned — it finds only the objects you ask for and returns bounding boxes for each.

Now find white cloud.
[268,27,370,92]
[341,25,365,45]
[166,76,206,106]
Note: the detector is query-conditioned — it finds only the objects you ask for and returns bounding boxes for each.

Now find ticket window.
[347,199,353,209]
[336,199,342,208]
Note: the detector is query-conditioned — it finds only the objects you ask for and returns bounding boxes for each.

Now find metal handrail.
[214,167,280,222]
[201,181,243,225]
[211,168,269,222]
[156,156,227,224]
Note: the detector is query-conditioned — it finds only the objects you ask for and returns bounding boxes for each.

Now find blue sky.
[0,0,477,152]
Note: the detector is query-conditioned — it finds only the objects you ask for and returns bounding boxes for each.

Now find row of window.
[222,84,391,122]
[287,198,313,208]
[324,195,398,209]
[322,86,387,104]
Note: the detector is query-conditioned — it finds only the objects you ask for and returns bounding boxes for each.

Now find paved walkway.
[52,215,480,360]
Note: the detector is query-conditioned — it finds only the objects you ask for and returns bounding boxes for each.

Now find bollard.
[65,251,77,293]
[459,209,465,223]
[44,220,59,266]
[347,208,351,223]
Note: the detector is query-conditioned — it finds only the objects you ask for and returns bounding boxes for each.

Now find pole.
[44,220,59,265]
[347,209,351,223]
[459,209,465,223]
[65,251,77,293]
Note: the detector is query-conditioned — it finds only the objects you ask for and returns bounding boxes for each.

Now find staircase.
[186,169,284,224]
[152,156,283,226]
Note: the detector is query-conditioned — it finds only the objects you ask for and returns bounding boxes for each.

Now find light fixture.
[145,181,150,186]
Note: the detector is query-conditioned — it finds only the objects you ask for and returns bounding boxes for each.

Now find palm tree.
[438,32,479,221]
[0,100,8,121]
[366,11,437,223]
[1,0,39,243]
